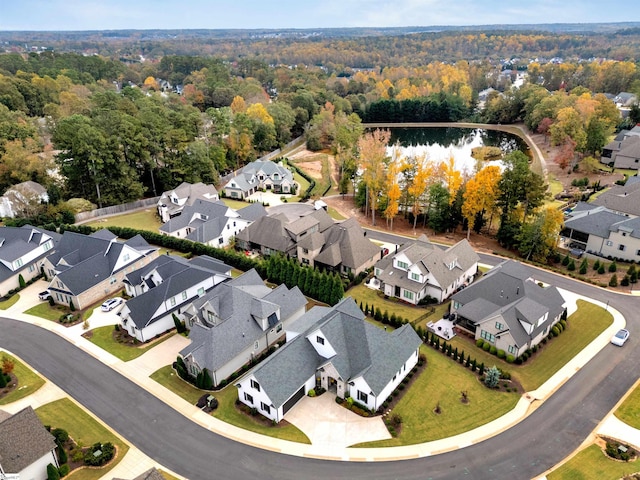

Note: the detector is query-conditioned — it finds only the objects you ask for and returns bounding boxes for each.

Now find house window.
[357,390,368,404]
[198,287,205,295]
[207,311,215,323]
[619,244,626,251]
[303,248,309,254]
[244,393,254,404]
[182,291,188,300]
[123,253,130,262]
[411,272,420,281]
[403,290,414,301]
[397,261,408,270]
[622,232,627,237]
[57,281,63,288]
[637,249,640,256]
[316,336,325,345]
[28,264,35,273]
[276,324,282,333]
[251,379,261,392]
[606,240,613,246]
[43,242,52,251]
[261,402,271,414]
[110,277,117,285]
[508,345,518,355]
[495,321,504,330]
[254,341,259,350]
[15,258,23,268]
[170,297,176,306]
[480,330,496,343]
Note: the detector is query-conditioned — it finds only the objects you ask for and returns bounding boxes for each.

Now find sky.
[0,0,637,31]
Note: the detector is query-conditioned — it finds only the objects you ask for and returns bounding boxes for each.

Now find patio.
[427,317,456,341]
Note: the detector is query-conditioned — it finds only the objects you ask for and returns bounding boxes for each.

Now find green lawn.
[86,326,176,362]
[548,444,639,480]
[24,301,72,321]
[614,383,640,429]
[86,209,161,231]
[221,198,252,210]
[150,365,311,443]
[0,352,46,405]
[357,345,520,447]
[293,171,310,196]
[0,293,19,310]
[327,206,346,220]
[446,300,612,391]
[150,365,204,404]
[36,398,129,480]
[347,284,436,323]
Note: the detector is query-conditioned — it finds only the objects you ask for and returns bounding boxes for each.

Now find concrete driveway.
[285,392,391,448]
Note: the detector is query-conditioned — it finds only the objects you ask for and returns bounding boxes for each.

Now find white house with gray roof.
[374,235,479,304]
[222,160,295,199]
[562,202,640,262]
[179,269,307,387]
[235,297,422,422]
[591,181,640,218]
[119,255,232,342]
[157,182,219,222]
[0,225,57,296]
[43,230,158,310]
[0,406,58,480]
[450,260,566,358]
[159,199,266,247]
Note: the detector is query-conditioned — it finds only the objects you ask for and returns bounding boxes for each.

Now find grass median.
[85,325,176,362]
[547,443,638,480]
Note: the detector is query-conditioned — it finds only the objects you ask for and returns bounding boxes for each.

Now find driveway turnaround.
[1,262,639,479]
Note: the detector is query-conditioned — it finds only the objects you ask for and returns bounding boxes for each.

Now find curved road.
[1,262,637,480]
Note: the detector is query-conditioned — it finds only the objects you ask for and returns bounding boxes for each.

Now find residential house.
[591,181,640,217]
[562,202,640,262]
[0,225,57,296]
[0,407,58,480]
[374,235,479,304]
[157,182,219,222]
[0,181,49,218]
[119,255,232,342]
[450,260,566,358]
[297,217,382,276]
[43,230,159,310]
[236,208,334,257]
[614,92,638,108]
[222,160,295,199]
[179,269,307,387]
[159,199,266,247]
[235,297,422,423]
[600,134,640,170]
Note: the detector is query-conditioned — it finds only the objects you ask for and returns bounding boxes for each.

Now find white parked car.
[38,291,51,301]
[101,297,124,312]
[611,329,630,347]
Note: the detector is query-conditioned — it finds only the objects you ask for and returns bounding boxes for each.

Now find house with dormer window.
[119,255,232,342]
[42,230,158,310]
[222,160,295,199]
[179,269,307,387]
[157,182,219,222]
[235,297,422,422]
[0,225,57,295]
[374,235,479,304]
[450,260,566,358]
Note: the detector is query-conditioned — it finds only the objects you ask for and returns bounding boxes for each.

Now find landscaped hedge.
[282,157,316,201]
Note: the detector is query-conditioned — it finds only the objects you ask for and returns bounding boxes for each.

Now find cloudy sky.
[0,0,636,31]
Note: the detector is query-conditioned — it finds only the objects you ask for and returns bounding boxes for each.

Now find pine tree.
[479,363,485,376]
[382,310,389,324]
[330,274,344,305]
[359,301,363,312]
[561,254,570,266]
[459,350,465,364]
[47,463,60,480]
[609,260,617,273]
[202,369,213,390]
[598,263,606,274]
[567,259,576,271]
[18,274,25,288]
[297,268,308,292]
[579,258,588,275]
[593,259,600,271]
[484,366,500,388]
[609,274,618,287]
[364,302,369,315]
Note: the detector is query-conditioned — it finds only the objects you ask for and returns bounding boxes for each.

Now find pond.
[385,127,530,174]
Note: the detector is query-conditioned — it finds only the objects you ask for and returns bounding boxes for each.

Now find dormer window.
[396,260,408,270]
[200,214,208,220]
[411,272,420,281]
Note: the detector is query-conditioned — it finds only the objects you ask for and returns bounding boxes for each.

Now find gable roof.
[237,202,268,222]
[124,255,231,329]
[248,298,422,409]
[48,230,157,295]
[0,406,56,474]
[592,182,640,217]
[563,204,629,238]
[375,235,478,291]
[159,199,231,235]
[313,218,381,270]
[180,269,307,373]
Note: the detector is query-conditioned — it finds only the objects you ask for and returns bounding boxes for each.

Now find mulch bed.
[0,373,18,400]
[233,400,296,429]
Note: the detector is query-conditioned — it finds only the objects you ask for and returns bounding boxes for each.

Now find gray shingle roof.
[376,235,479,293]
[159,199,231,235]
[564,206,628,238]
[592,182,640,217]
[313,218,381,270]
[0,406,56,474]
[247,298,422,409]
[180,269,306,373]
[237,202,267,222]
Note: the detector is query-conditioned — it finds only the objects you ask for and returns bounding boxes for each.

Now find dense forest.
[0,26,639,257]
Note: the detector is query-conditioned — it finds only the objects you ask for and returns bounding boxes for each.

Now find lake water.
[385,127,530,174]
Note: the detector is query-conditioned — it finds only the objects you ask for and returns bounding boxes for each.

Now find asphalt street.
[1,250,638,480]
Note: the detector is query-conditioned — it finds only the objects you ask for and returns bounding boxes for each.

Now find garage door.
[282,386,305,415]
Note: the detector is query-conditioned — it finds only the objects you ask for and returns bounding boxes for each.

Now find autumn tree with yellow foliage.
[358,129,391,226]
[461,165,501,238]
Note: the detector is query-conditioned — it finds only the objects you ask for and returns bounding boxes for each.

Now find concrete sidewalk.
[1,279,637,476]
